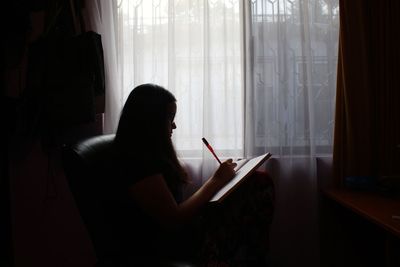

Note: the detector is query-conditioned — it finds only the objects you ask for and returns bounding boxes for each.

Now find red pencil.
[202,137,222,164]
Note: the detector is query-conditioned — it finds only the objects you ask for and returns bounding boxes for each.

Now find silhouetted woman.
[110,83,237,265]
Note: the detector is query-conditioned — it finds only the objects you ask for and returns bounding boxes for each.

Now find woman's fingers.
[224,158,237,168]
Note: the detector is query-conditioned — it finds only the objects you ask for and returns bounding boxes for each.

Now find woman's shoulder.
[111,154,166,185]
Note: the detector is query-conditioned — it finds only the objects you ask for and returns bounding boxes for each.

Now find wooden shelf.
[324,189,400,238]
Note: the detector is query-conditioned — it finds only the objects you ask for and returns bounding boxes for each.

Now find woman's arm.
[128,159,236,230]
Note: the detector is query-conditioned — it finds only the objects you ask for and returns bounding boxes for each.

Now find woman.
[110,83,237,265]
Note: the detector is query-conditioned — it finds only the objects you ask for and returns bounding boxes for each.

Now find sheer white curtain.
[244,1,339,266]
[85,0,339,265]
[86,0,244,182]
[85,0,338,164]
[117,0,244,181]
[84,0,122,134]
[245,0,339,158]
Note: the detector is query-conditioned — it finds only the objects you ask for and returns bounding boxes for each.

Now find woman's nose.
[172,122,177,129]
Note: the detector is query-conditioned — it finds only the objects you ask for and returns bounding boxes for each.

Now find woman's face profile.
[166,102,177,138]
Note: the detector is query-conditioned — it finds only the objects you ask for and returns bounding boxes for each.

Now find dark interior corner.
[2,1,101,266]
[2,1,400,267]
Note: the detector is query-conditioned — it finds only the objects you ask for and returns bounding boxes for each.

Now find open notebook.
[210,152,272,203]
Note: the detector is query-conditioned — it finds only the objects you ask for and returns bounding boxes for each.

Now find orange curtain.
[333,0,400,187]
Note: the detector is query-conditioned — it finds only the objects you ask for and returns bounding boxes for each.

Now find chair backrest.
[62,134,119,263]
[63,134,198,267]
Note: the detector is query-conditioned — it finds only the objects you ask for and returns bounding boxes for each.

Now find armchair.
[62,134,196,267]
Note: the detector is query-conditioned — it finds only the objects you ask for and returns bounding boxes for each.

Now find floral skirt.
[197,171,275,267]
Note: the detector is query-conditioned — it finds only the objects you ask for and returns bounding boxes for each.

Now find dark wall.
[2,1,102,266]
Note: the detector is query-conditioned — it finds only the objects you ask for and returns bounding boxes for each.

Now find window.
[115,0,339,158]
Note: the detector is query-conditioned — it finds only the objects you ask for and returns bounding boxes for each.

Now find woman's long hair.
[114,84,188,187]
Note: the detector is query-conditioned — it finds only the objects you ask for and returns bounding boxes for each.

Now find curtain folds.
[84,0,122,134]
[85,1,340,266]
[245,0,339,158]
[246,1,339,266]
[85,0,339,180]
[86,0,245,181]
[333,0,400,187]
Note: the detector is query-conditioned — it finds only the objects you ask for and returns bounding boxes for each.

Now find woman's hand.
[211,159,237,188]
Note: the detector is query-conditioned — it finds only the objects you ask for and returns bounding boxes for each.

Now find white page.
[210,153,271,202]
